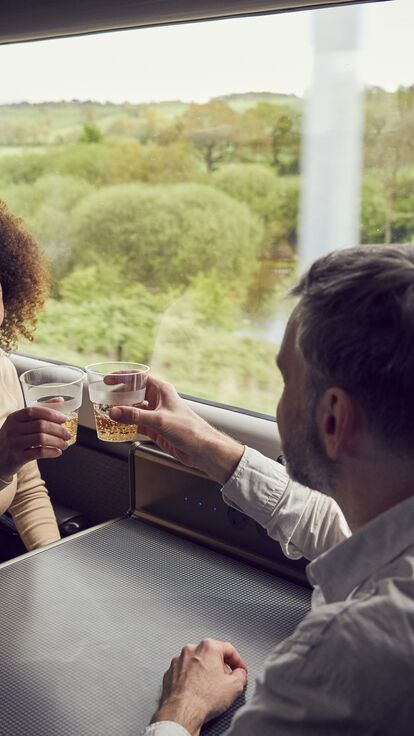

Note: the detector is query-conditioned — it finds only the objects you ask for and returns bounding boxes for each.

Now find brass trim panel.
[129,441,309,585]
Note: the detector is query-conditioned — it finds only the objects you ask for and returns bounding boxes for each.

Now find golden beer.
[64,412,79,446]
[93,404,138,442]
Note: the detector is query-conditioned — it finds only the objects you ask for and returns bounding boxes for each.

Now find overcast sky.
[0,0,412,105]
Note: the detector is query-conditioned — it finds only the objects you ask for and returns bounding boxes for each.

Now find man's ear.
[316,388,357,460]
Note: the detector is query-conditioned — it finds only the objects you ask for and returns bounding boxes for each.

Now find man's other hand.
[109,376,243,484]
[151,638,248,736]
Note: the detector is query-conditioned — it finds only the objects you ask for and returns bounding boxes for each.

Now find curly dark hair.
[0,201,49,351]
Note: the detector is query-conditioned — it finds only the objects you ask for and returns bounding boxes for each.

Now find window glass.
[0,0,412,415]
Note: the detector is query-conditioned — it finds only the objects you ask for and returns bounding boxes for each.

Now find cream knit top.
[0,355,60,550]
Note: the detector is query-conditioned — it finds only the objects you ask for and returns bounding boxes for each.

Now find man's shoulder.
[254,589,414,735]
[269,578,414,670]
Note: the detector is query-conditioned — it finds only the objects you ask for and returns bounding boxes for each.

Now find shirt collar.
[307,495,414,603]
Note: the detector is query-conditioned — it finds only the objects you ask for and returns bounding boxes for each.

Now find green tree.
[30,175,94,285]
[102,138,145,183]
[138,141,202,183]
[0,174,93,288]
[49,143,111,185]
[0,181,44,219]
[179,100,239,171]
[0,152,49,185]
[36,261,166,363]
[361,171,414,244]
[78,122,102,143]
[245,102,302,174]
[212,164,299,254]
[101,138,201,185]
[70,182,262,288]
[364,86,414,243]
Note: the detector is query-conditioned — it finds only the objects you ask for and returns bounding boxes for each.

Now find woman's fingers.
[14,432,69,451]
[13,406,68,424]
[18,419,71,440]
[22,447,63,462]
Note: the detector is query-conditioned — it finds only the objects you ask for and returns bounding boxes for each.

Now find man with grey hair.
[111,245,414,735]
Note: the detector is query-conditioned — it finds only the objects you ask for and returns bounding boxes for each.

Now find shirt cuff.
[222,445,289,526]
[142,723,191,736]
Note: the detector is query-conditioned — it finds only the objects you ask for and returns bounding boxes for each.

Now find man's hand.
[151,639,248,736]
[0,406,71,480]
[109,376,244,484]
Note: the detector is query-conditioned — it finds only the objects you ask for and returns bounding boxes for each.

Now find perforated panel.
[39,441,130,523]
[0,518,310,735]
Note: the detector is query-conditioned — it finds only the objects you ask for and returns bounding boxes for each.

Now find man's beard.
[282,389,337,495]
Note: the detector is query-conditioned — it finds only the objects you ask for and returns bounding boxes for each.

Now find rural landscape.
[0,86,413,413]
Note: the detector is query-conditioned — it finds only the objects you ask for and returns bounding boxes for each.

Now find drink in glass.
[20,365,84,446]
[85,362,149,442]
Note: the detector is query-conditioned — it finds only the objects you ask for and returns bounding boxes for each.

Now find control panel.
[129,441,308,585]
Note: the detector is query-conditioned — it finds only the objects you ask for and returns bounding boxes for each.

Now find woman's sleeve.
[3,358,60,550]
[9,459,60,550]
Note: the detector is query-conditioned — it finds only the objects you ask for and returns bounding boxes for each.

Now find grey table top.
[0,517,311,735]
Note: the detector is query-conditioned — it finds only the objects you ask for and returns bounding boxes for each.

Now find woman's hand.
[0,406,71,480]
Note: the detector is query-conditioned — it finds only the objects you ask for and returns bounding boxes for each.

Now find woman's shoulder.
[0,353,22,394]
[0,354,23,413]
[0,353,19,382]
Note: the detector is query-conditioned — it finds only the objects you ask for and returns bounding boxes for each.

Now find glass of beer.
[85,362,149,442]
[20,365,85,446]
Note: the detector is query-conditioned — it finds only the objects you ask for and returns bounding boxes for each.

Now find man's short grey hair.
[291,245,414,456]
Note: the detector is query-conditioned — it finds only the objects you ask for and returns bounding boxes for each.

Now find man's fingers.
[104,371,130,385]
[133,400,149,409]
[231,666,248,691]
[109,406,161,430]
[198,639,248,674]
[221,642,248,673]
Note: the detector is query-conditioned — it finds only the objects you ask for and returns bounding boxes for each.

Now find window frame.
[0,1,388,45]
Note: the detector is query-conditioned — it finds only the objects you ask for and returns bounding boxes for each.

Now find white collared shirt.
[143,447,414,735]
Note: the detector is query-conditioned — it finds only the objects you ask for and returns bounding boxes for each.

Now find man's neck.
[334,452,414,531]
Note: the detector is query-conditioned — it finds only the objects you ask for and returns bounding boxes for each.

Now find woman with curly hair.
[0,201,71,556]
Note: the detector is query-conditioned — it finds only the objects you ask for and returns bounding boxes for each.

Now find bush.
[36,264,164,364]
[361,171,414,244]
[212,163,299,253]
[0,152,48,184]
[70,182,262,288]
[1,174,94,286]
[48,143,112,186]
[212,163,279,220]
[0,181,44,219]
[137,141,202,183]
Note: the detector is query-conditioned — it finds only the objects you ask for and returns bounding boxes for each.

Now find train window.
[0,0,412,416]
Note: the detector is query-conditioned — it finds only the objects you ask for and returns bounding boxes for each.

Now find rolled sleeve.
[222,446,290,524]
[222,447,350,561]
